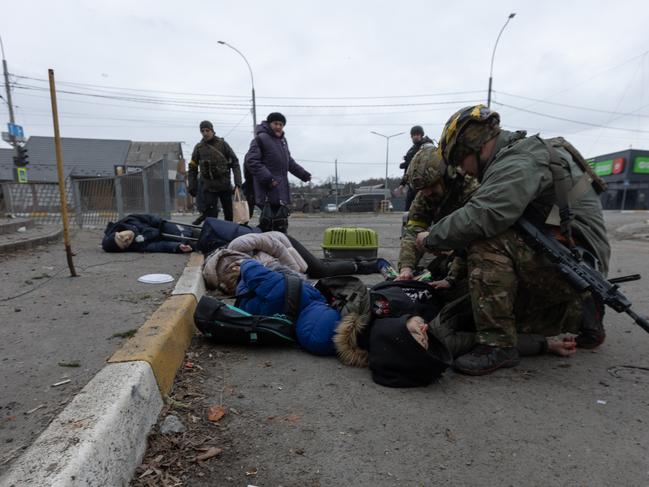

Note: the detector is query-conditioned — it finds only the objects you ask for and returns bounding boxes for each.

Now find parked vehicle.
[324,203,338,212]
[337,193,392,212]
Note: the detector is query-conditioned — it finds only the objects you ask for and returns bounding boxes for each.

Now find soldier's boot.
[453,345,520,376]
[576,296,605,349]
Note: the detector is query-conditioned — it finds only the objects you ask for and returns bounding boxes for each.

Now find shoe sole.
[453,358,521,376]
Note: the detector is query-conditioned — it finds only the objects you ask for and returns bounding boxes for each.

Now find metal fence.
[0,157,181,228]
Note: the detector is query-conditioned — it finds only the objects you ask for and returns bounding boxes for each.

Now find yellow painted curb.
[109,294,196,395]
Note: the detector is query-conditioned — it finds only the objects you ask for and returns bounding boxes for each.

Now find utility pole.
[217,41,256,134]
[370,131,405,206]
[487,13,516,108]
[1,34,28,182]
[334,158,338,207]
[1,35,16,131]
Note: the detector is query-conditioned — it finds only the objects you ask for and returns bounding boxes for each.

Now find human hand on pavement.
[395,267,414,281]
[547,336,577,357]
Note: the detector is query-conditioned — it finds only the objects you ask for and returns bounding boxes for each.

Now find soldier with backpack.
[416,105,611,376]
[188,120,242,223]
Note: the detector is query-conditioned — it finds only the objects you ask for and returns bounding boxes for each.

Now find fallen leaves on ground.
[131,351,229,487]
[207,405,226,422]
[195,446,223,462]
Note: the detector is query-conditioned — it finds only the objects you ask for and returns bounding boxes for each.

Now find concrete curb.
[0,226,62,253]
[0,218,33,235]
[1,253,205,486]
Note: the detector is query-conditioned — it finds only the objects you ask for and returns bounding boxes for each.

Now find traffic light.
[13,145,29,167]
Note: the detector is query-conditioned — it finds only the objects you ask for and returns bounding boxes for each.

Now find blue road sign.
[7,123,24,138]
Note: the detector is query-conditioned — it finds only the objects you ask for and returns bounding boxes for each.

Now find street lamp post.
[487,12,516,108]
[370,131,405,206]
[217,41,257,133]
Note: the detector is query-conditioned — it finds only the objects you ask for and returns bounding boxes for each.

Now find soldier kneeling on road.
[416,105,610,376]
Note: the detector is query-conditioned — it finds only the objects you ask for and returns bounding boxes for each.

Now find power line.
[494,90,649,118]
[493,101,649,133]
[11,82,482,109]
[12,73,483,100]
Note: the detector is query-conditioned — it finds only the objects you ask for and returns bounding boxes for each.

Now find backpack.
[314,275,371,322]
[194,296,296,346]
[369,280,442,322]
[196,218,260,254]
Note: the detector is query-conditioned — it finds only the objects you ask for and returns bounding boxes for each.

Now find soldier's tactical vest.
[196,138,230,182]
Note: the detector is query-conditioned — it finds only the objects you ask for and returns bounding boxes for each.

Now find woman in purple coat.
[244,112,311,232]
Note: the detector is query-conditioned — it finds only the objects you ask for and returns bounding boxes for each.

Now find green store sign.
[588,159,613,176]
[633,156,649,174]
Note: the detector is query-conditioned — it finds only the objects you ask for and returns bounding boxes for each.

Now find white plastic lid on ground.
[137,273,175,284]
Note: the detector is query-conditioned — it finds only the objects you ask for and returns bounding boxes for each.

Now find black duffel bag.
[194,296,296,346]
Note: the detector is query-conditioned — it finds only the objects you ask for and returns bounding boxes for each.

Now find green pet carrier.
[321,227,379,259]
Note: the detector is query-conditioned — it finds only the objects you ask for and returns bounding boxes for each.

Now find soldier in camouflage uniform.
[416,105,610,375]
[188,120,242,223]
[397,141,478,295]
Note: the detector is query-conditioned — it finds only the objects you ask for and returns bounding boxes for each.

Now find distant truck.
[337,193,393,212]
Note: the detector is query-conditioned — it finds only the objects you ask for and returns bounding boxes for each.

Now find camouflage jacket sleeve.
[223,141,242,187]
[187,144,200,193]
[425,146,550,251]
[398,190,436,270]
[446,256,466,283]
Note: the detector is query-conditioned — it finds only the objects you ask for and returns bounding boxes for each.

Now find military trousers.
[203,190,233,222]
[467,228,584,347]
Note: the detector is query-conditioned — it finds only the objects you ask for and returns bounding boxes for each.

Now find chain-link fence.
[1,157,179,228]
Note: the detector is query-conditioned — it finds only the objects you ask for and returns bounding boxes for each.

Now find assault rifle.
[515,217,649,335]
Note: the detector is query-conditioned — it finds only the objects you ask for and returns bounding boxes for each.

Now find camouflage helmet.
[406,143,445,191]
[439,105,500,166]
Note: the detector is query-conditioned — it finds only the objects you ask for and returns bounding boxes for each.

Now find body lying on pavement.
[102,214,195,254]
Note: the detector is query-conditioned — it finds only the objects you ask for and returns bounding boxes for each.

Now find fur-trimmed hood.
[333,312,371,368]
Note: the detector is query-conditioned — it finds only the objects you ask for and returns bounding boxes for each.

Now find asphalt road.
[167,211,649,487]
[0,229,189,473]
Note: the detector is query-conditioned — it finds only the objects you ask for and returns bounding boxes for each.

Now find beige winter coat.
[227,231,308,274]
[202,232,308,294]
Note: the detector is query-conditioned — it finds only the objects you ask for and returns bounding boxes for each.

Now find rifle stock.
[515,217,649,335]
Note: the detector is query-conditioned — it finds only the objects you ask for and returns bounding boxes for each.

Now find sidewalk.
[0,228,190,473]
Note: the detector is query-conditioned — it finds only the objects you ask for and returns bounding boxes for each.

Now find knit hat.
[410,125,424,136]
[267,112,286,125]
[199,120,214,131]
[369,316,452,387]
[202,248,249,294]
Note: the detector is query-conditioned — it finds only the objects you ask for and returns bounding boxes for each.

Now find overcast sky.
[1,0,648,183]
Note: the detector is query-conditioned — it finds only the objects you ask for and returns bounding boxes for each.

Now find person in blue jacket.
[102,214,195,253]
[235,259,340,355]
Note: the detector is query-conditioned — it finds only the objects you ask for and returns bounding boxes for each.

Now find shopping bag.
[232,187,250,224]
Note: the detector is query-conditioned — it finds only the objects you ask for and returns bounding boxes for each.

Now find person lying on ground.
[102,214,195,253]
[202,231,381,294]
[428,294,579,367]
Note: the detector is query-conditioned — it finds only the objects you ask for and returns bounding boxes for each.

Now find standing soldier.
[398,125,435,211]
[417,105,610,375]
[188,120,242,223]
